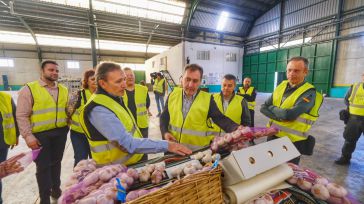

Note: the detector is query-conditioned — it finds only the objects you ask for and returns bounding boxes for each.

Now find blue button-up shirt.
[89,106,168,154]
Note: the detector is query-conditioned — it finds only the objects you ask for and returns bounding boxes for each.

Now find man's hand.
[24,135,41,150]
[164,133,177,142]
[167,142,192,156]
[0,153,25,178]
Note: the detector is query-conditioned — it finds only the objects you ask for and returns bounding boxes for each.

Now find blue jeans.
[0,147,8,204]
[70,130,92,167]
[155,93,165,114]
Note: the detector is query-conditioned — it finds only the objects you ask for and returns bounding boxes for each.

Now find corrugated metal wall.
[243,0,364,96]
[284,0,337,29]
[249,4,280,39]
[343,0,364,11]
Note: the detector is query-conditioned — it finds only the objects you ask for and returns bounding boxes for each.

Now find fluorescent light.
[0,30,170,53]
[260,44,278,52]
[216,11,229,31]
[0,31,35,44]
[39,0,186,24]
[259,37,314,51]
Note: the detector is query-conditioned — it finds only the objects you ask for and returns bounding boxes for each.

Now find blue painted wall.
[0,85,23,91]
[330,86,349,98]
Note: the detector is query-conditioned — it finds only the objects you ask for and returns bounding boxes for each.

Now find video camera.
[150,72,158,79]
[150,72,163,79]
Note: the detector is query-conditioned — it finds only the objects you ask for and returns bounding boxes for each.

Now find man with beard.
[123,67,151,138]
[238,77,257,127]
[17,60,69,204]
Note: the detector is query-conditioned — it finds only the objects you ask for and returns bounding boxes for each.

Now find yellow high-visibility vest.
[211,93,243,136]
[71,89,92,133]
[27,81,68,133]
[153,78,165,94]
[0,92,17,145]
[267,80,323,142]
[80,93,143,166]
[168,87,214,149]
[239,86,256,110]
[122,84,149,128]
[348,83,364,116]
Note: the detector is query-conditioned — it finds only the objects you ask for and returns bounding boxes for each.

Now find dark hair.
[95,62,121,84]
[123,67,132,72]
[224,74,236,82]
[288,56,309,69]
[41,60,58,70]
[184,64,203,79]
[157,72,163,77]
[82,69,95,89]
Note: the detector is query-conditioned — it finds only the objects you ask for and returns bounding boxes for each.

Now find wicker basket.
[126,166,223,204]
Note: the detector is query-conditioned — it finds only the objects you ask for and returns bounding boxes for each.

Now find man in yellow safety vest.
[238,77,257,126]
[335,72,364,165]
[16,60,69,204]
[212,74,251,136]
[0,91,20,203]
[153,73,166,117]
[79,62,191,167]
[123,67,151,138]
[160,64,241,151]
[260,57,323,164]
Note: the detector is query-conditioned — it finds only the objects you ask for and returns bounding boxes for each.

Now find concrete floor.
[2,92,364,203]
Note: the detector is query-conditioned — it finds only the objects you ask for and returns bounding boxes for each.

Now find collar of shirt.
[38,78,58,88]
[285,81,306,92]
[183,90,197,101]
[220,92,235,103]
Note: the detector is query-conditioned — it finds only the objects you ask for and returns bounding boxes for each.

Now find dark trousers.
[0,147,8,204]
[34,127,68,204]
[70,130,91,167]
[249,110,255,127]
[139,127,149,139]
[268,136,302,165]
[341,116,364,160]
[139,127,149,161]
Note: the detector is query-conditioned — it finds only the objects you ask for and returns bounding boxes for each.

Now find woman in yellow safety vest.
[68,69,96,166]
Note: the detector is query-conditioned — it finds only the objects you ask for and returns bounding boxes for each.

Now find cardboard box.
[221,136,300,186]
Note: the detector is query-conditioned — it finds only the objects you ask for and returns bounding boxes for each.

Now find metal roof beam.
[189,26,244,37]
[235,0,271,11]
[201,0,258,18]
[5,0,42,63]
[186,0,201,32]
[195,8,253,23]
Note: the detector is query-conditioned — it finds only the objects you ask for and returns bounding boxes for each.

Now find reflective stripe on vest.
[239,86,256,110]
[267,80,323,142]
[348,83,364,116]
[79,93,143,166]
[168,88,214,148]
[153,78,165,94]
[122,85,149,128]
[71,89,92,133]
[0,92,17,145]
[27,81,68,133]
[211,93,243,136]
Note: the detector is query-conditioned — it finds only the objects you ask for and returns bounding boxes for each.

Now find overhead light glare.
[216,11,229,31]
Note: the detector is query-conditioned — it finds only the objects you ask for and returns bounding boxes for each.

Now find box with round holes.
[220,136,300,186]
